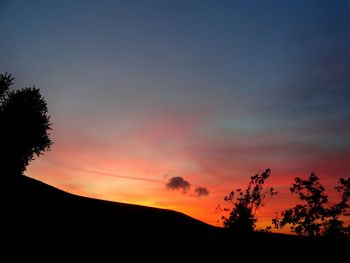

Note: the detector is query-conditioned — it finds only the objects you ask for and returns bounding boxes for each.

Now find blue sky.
[1,0,350,225]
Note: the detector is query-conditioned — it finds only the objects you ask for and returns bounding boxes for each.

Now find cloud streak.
[83,169,163,183]
[46,159,164,184]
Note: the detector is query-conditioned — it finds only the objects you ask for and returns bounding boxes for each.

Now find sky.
[1,0,350,229]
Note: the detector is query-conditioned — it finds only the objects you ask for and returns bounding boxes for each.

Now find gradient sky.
[1,0,350,229]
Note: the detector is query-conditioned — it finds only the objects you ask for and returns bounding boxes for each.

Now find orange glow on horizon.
[26,113,350,234]
[27,158,348,233]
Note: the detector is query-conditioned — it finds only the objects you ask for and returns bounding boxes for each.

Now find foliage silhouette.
[324,177,350,239]
[273,174,350,239]
[218,169,277,235]
[0,72,52,177]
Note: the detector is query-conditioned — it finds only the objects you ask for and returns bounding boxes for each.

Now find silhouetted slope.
[6,175,219,244]
[5,175,346,257]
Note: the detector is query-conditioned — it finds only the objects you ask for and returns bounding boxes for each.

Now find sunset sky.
[1,0,350,228]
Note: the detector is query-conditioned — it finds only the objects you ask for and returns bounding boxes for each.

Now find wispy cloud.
[82,169,163,183]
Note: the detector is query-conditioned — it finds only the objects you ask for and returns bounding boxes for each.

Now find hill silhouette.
[7,175,217,239]
[6,175,236,255]
[5,175,293,239]
[4,175,349,259]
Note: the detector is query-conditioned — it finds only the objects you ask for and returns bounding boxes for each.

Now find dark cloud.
[194,187,209,197]
[280,44,350,142]
[166,176,190,193]
[284,4,350,113]
[258,4,350,122]
[290,46,350,105]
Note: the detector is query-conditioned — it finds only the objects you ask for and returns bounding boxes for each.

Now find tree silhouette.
[0,72,52,177]
[273,173,350,239]
[218,169,277,235]
[322,177,350,239]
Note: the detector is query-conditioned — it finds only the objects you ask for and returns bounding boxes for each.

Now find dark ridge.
[3,175,347,258]
[5,175,219,242]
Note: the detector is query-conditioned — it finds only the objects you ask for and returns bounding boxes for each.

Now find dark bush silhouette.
[324,178,350,239]
[218,169,277,235]
[273,173,350,239]
[0,72,52,177]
